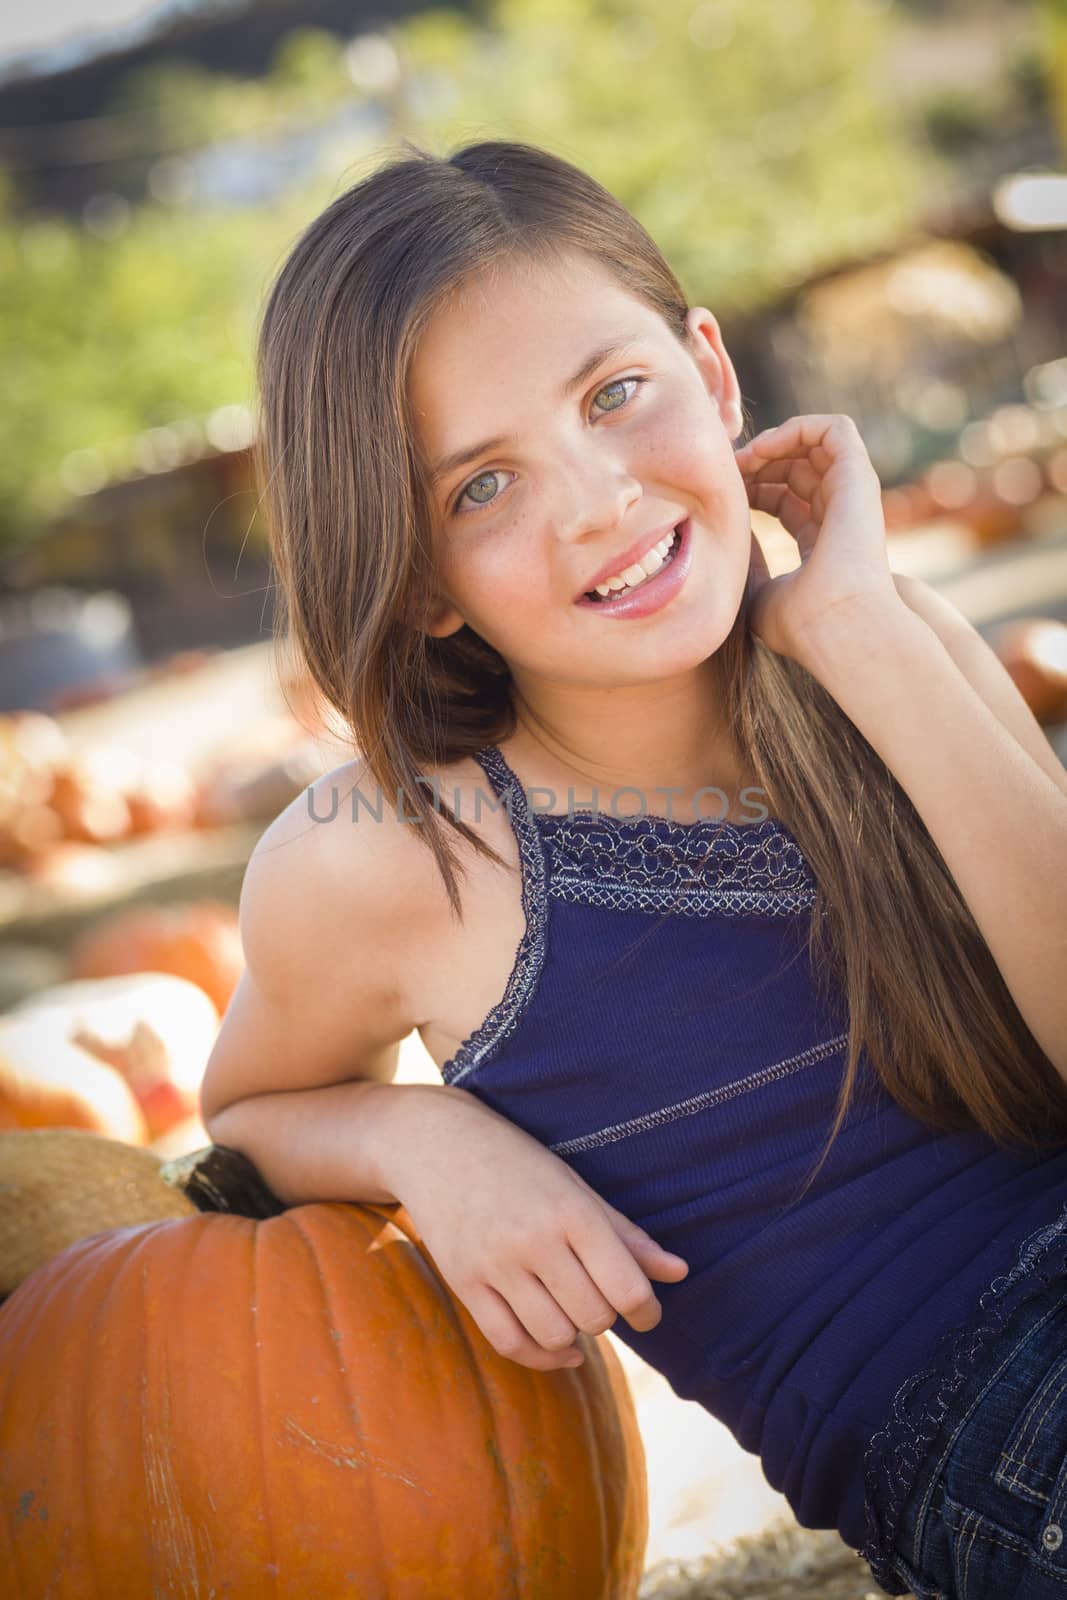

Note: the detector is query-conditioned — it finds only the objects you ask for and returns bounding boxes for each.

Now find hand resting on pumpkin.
[383,1084,691,1372]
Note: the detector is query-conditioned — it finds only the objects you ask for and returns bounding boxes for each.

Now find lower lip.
[575,519,693,619]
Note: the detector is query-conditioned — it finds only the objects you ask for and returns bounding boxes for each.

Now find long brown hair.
[254,136,1067,1185]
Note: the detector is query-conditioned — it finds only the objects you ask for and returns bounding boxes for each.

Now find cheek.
[445,526,543,615]
[643,403,737,498]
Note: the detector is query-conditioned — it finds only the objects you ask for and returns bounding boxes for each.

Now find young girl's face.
[408,248,751,695]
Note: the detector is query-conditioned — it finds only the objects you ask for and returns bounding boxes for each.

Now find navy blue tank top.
[439,743,1067,1560]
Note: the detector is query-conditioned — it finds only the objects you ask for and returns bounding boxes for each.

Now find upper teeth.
[592,528,679,596]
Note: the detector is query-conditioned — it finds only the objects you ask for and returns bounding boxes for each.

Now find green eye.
[464,472,500,506]
[451,374,648,516]
[593,378,632,413]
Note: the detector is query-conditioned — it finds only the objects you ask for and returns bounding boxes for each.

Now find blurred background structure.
[2,0,1067,1590]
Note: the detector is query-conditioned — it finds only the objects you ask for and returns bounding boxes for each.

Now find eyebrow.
[428,332,647,490]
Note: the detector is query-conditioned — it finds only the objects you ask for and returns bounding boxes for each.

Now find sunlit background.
[1,1,1066,1590]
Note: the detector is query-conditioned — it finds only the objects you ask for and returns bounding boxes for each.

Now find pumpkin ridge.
[249,1209,282,1599]
[144,1214,231,1589]
[89,1222,164,1584]
[393,1208,524,1592]
[283,1204,388,1586]
[563,1332,607,1581]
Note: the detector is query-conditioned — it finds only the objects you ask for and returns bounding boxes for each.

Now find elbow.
[197,1034,243,1137]
[197,1082,226,1140]
[199,1083,243,1148]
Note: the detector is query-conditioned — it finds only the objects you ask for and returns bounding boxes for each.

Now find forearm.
[800,598,1067,1078]
[892,573,1067,802]
[204,1078,472,1207]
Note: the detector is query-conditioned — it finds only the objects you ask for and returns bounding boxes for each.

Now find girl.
[199,138,1067,1598]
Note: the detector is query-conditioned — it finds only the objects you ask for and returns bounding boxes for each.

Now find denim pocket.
[994,1347,1067,1511]
[934,1286,1067,1595]
[940,1488,1067,1600]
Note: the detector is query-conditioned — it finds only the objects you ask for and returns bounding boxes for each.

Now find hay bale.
[638,1516,910,1599]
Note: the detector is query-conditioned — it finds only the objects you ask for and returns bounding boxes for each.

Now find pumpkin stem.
[159,1144,289,1218]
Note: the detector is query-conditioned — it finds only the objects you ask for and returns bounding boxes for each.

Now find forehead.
[408,252,667,424]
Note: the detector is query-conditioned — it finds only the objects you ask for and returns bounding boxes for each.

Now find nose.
[551,449,642,547]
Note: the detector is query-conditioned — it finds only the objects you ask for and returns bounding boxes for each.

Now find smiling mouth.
[582,523,684,603]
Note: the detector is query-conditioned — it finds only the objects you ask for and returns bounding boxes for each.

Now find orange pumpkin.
[47,761,131,845]
[989,617,1067,726]
[0,1198,648,1597]
[69,900,244,1015]
[123,760,197,835]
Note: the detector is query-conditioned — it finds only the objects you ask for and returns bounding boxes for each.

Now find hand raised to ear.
[734,414,899,665]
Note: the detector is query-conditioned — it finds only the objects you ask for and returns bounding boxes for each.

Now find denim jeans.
[864,1274,1067,1598]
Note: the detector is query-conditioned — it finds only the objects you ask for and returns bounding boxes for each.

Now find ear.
[683,307,744,442]
[404,591,467,638]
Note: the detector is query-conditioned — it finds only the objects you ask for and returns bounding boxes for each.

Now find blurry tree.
[1038,0,1067,159]
[398,0,944,310]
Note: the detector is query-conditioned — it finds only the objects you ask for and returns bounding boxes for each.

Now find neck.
[506,656,751,820]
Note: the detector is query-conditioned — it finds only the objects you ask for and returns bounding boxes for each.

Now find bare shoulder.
[249,756,437,914]
[201,752,501,1124]
[243,749,514,966]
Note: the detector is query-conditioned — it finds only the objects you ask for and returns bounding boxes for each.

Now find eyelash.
[449,375,650,517]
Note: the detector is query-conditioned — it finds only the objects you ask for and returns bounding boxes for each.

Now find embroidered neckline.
[477,742,817,916]
[538,803,818,912]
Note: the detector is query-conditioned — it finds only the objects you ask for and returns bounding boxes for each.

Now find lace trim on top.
[441,747,549,1088]
[537,810,817,917]
[860,1194,1067,1580]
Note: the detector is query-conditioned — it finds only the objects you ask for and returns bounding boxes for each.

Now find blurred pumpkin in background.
[0,1012,147,1144]
[69,900,244,1015]
[7,973,219,1142]
[989,617,1067,726]
[0,713,199,874]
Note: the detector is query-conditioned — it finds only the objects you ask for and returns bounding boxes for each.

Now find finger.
[742,457,822,508]
[737,416,869,492]
[738,442,834,482]
[741,413,860,460]
[534,1243,620,1337]
[504,1267,587,1352]
[467,1280,585,1370]
[562,1179,688,1279]
[564,1215,668,1334]
[636,1238,691,1281]
[592,1198,690,1278]
[747,482,819,545]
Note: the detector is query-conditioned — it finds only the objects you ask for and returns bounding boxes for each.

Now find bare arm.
[892,573,1067,802]
[801,594,1067,1079]
[207,1076,474,1208]
[198,763,442,1201]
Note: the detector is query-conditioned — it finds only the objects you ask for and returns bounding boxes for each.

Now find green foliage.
[0,204,267,547]
[400,0,944,309]
[0,0,965,549]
